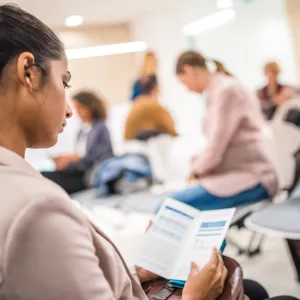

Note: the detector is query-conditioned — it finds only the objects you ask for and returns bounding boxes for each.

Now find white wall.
[58,25,136,105]
[193,0,299,89]
[286,0,300,79]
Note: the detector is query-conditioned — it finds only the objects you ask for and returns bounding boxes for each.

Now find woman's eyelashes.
[63,71,72,89]
[63,81,71,89]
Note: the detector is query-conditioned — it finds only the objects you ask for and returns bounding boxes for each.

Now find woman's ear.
[16,52,38,90]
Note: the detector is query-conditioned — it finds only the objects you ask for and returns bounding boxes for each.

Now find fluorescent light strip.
[65,15,84,27]
[183,8,236,36]
[66,41,148,60]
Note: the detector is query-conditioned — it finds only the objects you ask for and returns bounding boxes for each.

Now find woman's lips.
[60,121,67,133]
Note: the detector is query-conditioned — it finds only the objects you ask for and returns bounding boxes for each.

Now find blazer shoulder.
[4,192,90,254]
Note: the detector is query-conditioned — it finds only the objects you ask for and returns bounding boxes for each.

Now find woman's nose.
[66,104,73,119]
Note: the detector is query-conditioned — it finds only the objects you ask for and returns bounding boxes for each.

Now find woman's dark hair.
[73,91,107,121]
[140,75,157,95]
[0,4,64,83]
[176,51,207,74]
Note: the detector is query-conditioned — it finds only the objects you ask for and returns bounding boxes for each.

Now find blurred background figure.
[42,91,113,194]
[125,75,178,141]
[258,61,295,120]
[171,51,278,210]
[131,51,157,101]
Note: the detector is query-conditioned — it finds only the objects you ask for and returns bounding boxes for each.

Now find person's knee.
[243,279,269,300]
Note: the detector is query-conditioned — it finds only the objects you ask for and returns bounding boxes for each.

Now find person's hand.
[52,156,70,170]
[190,153,203,178]
[182,249,227,300]
[136,266,160,283]
[273,87,294,105]
[145,220,153,232]
[188,173,198,182]
[52,154,80,170]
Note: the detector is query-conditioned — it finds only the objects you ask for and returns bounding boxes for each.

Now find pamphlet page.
[135,198,200,278]
[170,208,235,281]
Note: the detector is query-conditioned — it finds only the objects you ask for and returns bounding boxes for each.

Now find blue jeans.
[171,184,268,211]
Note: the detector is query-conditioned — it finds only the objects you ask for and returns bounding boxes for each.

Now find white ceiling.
[1,0,189,28]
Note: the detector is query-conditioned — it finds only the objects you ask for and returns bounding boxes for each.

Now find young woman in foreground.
[0,4,225,300]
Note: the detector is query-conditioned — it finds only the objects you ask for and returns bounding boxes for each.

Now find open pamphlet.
[135,198,235,281]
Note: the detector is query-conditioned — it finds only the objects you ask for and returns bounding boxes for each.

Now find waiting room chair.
[245,181,300,282]
[273,97,300,122]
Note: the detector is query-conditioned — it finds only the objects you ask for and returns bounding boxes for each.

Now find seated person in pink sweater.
[173,51,278,210]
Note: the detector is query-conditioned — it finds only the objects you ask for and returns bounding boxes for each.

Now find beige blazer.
[0,147,147,300]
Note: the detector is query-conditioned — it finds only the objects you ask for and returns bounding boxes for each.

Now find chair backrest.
[146,134,174,182]
[272,97,300,121]
[268,120,300,190]
[287,147,300,195]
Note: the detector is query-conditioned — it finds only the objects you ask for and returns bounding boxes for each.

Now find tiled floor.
[82,205,300,298]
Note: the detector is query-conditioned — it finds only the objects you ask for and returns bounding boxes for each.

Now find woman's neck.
[202,72,214,92]
[268,78,278,89]
[0,123,27,158]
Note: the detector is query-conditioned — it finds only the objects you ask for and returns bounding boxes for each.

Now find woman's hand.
[182,249,227,300]
[273,87,295,105]
[136,266,159,283]
[188,173,199,182]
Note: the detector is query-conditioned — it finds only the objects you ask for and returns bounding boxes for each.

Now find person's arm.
[83,124,113,165]
[68,123,113,171]
[153,104,179,137]
[191,86,243,176]
[4,196,130,300]
[52,154,80,170]
[273,86,295,105]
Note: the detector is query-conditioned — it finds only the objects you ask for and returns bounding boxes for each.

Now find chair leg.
[286,239,300,282]
[227,231,264,257]
[246,232,264,257]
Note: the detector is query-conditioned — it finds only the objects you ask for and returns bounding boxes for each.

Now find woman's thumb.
[190,262,199,275]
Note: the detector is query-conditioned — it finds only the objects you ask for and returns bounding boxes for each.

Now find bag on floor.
[142,256,246,300]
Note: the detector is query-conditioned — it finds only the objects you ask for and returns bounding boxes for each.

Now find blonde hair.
[264,61,281,76]
[140,51,157,77]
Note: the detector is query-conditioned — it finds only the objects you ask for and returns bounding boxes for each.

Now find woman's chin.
[27,135,58,149]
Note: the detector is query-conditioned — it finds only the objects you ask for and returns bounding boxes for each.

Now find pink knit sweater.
[192,74,278,197]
